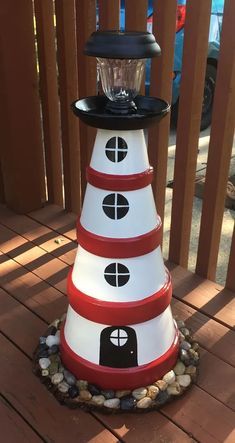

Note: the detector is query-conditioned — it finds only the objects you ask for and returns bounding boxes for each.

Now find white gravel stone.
[176,320,185,329]
[39,357,50,369]
[58,381,69,393]
[147,385,159,400]
[173,361,186,376]
[132,387,147,400]
[137,397,152,409]
[92,395,105,406]
[49,319,60,329]
[46,334,60,347]
[60,313,67,322]
[79,390,92,401]
[192,342,199,352]
[154,380,168,391]
[76,380,88,390]
[176,374,191,387]
[163,370,176,385]
[180,341,192,351]
[63,369,76,385]
[51,372,64,385]
[104,398,120,409]
[179,331,186,342]
[185,365,197,377]
[167,382,181,396]
[180,328,190,337]
[115,390,131,398]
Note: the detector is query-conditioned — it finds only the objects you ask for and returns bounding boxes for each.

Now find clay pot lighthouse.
[60,31,179,389]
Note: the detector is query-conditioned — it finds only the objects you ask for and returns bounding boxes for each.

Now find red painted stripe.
[60,325,179,390]
[77,221,162,258]
[86,166,154,191]
[67,268,172,324]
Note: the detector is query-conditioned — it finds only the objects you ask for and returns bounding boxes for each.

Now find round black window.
[104,263,130,287]
[102,193,129,220]
[105,137,128,163]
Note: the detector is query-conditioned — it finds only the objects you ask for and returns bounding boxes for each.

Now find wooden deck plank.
[2,225,233,334]
[162,385,235,443]
[29,204,77,241]
[0,254,66,324]
[27,206,235,330]
[0,224,69,294]
[168,262,235,330]
[2,248,235,374]
[2,217,233,370]
[0,395,44,443]
[0,290,235,409]
[0,334,119,443]
[0,291,195,443]
[0,207,232,355]
[1,275,235,416]
[1,208,235,440]
[198,349,235,411]
[1,249,234,369]
[0,205,76,266]
[2,302,234,442]
[94,412,196,443]
[172,299,235,367]
[0,287,47,353]
[2,205,234,331]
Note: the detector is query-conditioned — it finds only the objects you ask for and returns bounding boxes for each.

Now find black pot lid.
[71,96,170,130]
[84,31,161,59]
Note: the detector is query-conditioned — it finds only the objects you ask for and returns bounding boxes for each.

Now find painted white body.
[72,245,167,302]
[64,305,176,366]
[63,127,178,374]
[90,129,150,175]
[80,184,159,238]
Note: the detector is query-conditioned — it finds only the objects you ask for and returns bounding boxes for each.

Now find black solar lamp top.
[84,30,161,59]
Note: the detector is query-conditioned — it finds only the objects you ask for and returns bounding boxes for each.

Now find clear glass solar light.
[97,57,146,113]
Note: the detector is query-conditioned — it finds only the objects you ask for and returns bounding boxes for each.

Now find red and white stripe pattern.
[61,129,179,389]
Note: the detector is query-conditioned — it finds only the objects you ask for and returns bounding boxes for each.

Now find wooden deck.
[0,203,234,443]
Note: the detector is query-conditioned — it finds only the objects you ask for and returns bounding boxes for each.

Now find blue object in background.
[120,0,224,130]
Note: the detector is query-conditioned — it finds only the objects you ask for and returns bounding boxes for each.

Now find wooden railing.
[0,0,234,290]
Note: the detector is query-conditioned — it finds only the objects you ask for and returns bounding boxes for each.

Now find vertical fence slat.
[55,0,81,214]
[0,0,45,213]
[34,0,63,207]
[226,223,235,292]
[76,0,97,199]
[98,0,120,30]
[125,0,148,30]
[0,162,5,203]
[148,0,177,222]
[168,0,212,267]
[196,0,235,280]
[125,0,148,94]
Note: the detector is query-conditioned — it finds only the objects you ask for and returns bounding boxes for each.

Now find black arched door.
[99,326,138,368]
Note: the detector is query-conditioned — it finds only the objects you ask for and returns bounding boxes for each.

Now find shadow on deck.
[0,204,234,443]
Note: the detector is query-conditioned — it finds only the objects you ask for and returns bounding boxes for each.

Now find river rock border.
[32,315,200,414]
